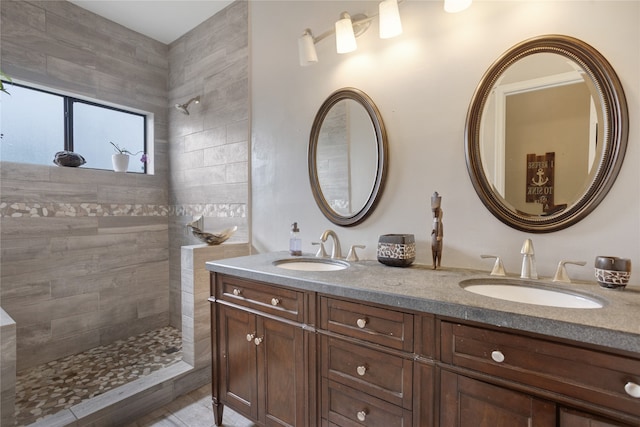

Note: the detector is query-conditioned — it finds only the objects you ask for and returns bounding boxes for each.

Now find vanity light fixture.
[379,0,403,39]
[444,0,472,13]
[335,12,358,54]
[298,0,404,66]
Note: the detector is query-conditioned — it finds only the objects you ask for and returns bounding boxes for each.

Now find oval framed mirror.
[465,34,628,232]
[309,88,388,226]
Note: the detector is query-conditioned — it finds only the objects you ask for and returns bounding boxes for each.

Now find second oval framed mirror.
[309,88,388,226]
[466,34,628,232]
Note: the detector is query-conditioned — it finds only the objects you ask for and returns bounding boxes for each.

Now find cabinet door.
[219,304,258,421]
[560,407,632,427]
[440,370,555,427]
[258,316,306,427]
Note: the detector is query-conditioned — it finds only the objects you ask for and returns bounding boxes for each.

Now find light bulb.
[444,0,472,13]
[335,12,357,54]
[298,30,318,66]
[379,0,402,39]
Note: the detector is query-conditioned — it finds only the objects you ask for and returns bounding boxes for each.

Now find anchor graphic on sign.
[531,168,549,186]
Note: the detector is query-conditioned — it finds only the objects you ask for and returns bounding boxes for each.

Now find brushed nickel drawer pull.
[356,318,367,329]
[233,288,242,296]
[271,298,280,306]
[254,337,264,346]
[624,381,640,398]
[246,333,255,342]
[356,365,367,376]
[491,350,505,363]
[356,410,367,422]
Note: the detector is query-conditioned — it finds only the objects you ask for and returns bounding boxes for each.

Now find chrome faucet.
[320,229,342,259]
[553,260,586,283]
[520,239,538,279]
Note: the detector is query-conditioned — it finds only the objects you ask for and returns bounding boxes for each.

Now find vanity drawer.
[322,379,412,427]
[216,274,304,322]
[321,335,413,409]
[441,322,640,418]
[320,296,413,351]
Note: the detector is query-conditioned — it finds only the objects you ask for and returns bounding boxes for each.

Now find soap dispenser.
[290,222,302,256]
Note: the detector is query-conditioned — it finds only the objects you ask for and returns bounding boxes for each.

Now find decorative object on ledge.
[431,191,443,269]
[109,141,147,172]
[595,256,631,290]
[186,216,237,246]
[377,234,415,267]
[112,153,129,172]
[53,151,86,167]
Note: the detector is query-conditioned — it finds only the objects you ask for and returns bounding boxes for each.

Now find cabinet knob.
[233,288,242,296]
[356,365,367,376]
[246,333,255,342]
[491,350,505,363]
[356,318,367,329]
[254,337,263,346]
[356,410,367,422]
[271,298,280,306]
[624,381,640,398]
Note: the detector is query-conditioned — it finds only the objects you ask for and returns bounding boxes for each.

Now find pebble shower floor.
[14,326,182,426]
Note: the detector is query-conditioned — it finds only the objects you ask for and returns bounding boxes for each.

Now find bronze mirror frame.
[465,34,628,233]
[308,88,388,227]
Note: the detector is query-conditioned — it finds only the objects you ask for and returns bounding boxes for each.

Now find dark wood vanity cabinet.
[440,321,640,426]
[211,274,313,427]
[210,273,640,427]
[440,369,556,426]
[318,296,421,426]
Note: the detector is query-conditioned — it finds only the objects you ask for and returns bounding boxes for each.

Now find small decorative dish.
[377,234,415,267]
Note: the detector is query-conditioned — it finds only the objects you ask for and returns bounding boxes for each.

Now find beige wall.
[250,1,639,283]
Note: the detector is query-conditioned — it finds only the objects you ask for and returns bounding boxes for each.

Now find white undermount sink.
[459,278,603,309]
[273,258,350,272]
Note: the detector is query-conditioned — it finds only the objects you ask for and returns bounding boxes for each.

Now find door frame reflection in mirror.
[465,34,628,233]
[308,88,388,227]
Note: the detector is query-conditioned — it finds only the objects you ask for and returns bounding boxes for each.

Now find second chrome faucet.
[520,238,538,279]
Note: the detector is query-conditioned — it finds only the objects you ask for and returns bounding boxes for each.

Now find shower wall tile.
[1,0,169,370]
[1,309,16,427]
[168,0,250,330]
[181,244,250,368]
[18,331,101,370]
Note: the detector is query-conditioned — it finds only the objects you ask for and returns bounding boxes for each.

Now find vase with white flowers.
[109,141,147,172]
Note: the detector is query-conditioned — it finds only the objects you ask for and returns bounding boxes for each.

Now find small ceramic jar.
[377,234,415,267]
[594,256,631,290]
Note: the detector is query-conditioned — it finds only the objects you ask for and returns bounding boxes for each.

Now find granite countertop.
[206,251,640,354]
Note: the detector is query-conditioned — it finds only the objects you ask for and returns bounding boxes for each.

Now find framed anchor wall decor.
[526,152,555,212]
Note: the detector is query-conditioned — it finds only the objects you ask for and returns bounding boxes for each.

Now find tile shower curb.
[27,362,211,427]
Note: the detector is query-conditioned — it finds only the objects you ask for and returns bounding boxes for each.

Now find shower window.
[1,82,148,173]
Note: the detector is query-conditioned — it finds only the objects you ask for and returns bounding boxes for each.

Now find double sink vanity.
[207,251,640,427]
[205,31,636,427]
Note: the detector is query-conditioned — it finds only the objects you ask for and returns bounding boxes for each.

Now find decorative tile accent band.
[0,202,247,218]
[0,202,169,218]
[169,203,247,218]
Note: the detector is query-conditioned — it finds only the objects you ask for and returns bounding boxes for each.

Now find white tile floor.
[126,384,256,427]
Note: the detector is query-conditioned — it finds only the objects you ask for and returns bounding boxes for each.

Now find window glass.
[73,102,146,172]
[1,85,64,165]
[0,83,147,173]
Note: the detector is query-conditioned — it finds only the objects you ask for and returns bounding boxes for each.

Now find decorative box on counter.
[377,234,415,267]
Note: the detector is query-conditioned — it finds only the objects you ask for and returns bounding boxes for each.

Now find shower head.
[175,96,200,115]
